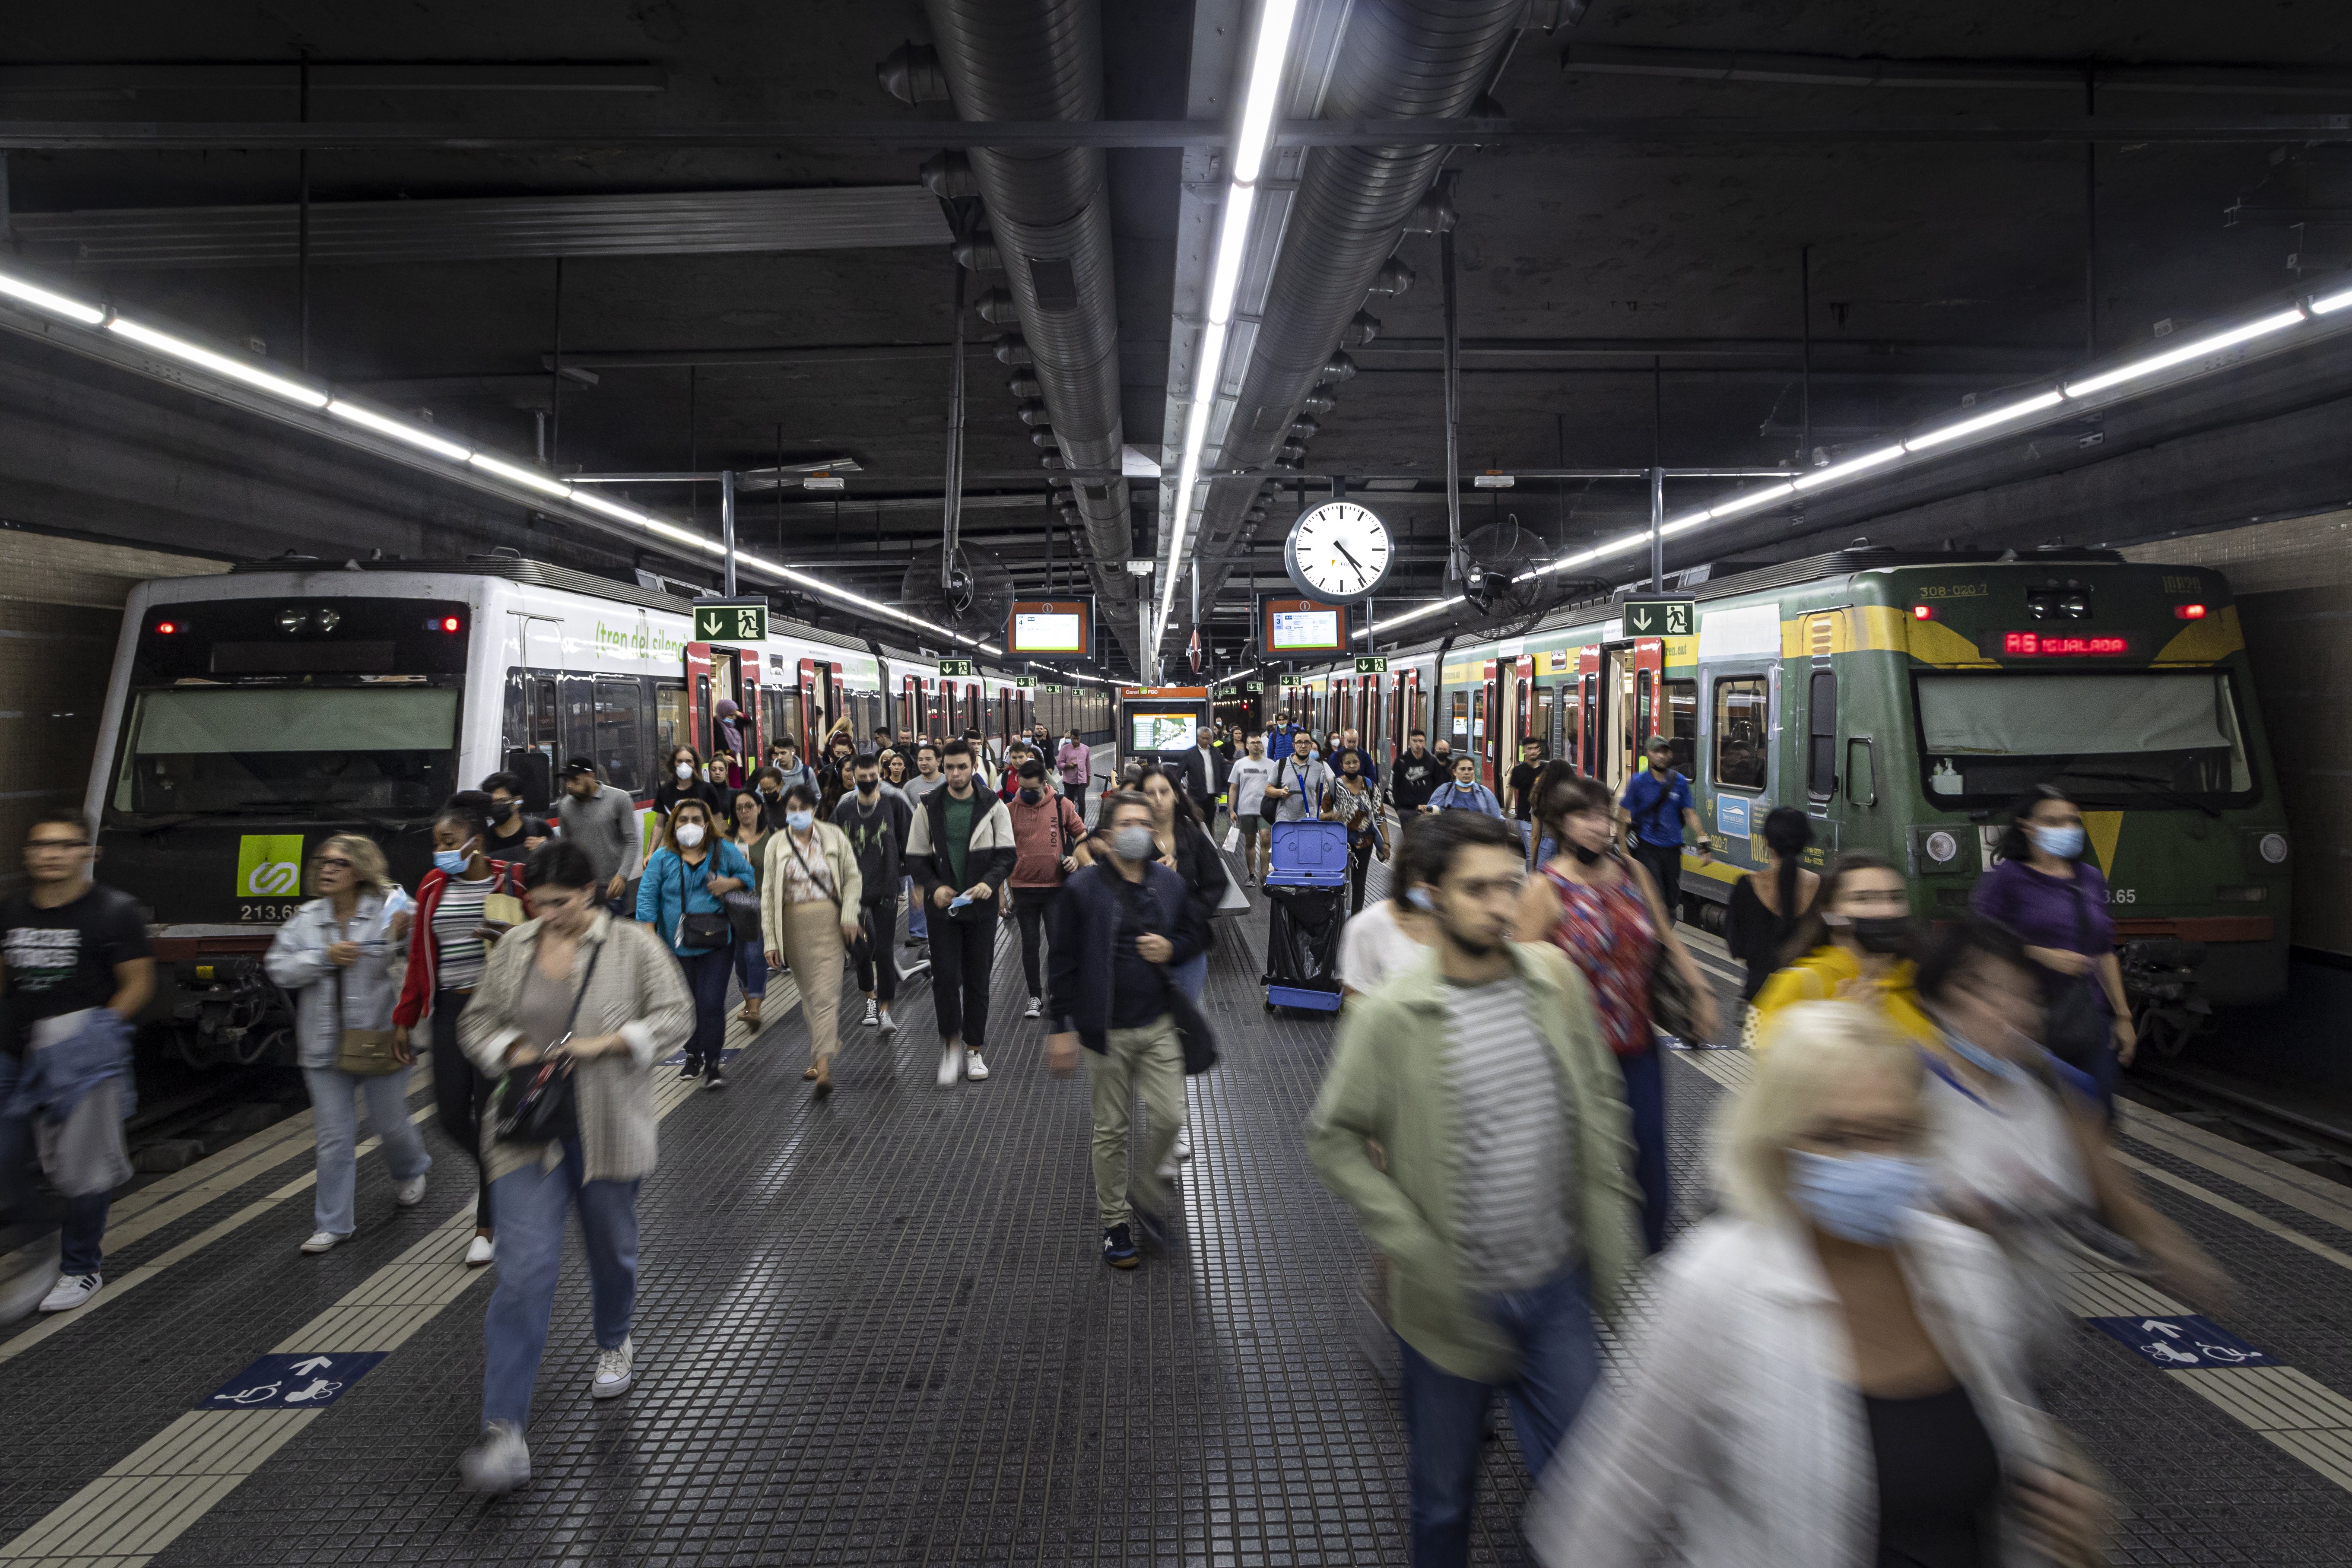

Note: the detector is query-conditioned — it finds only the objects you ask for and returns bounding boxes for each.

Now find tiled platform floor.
[2,846,2350,1565]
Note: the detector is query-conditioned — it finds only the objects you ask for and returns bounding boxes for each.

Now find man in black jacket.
[1166,724,1229,832]
[1045,790,1205,1269]
[1389,729,1445,816]
[833,753,914,1034]
[906,740,1017,1088]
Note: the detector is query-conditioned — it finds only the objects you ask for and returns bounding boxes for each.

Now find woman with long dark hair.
[1971,784,2134,1103]
[723,788,774,1028]
[1725,806,1819,1001]
[1135,765,1222,1002]
[1749,851,1940,1053]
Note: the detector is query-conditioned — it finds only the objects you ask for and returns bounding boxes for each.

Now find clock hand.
[1334,540,1370,574]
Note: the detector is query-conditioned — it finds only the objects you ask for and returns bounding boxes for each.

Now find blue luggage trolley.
[1262,819,1349,1013]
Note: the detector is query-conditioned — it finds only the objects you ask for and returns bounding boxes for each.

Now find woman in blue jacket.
[635,797,756,1089]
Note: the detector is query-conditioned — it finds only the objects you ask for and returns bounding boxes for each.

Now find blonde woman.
[263,835,429,1254]
[760,782,863,1097]
[1530,1003,2110,1568]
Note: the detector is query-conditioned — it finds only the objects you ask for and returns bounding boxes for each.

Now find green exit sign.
[1041,683,1062,693]
[1619,597,1694,639]
[938,658,976,677]
[1244,680,1264,693]
[1354,656,1389,674]
[1013,676,1036,688]
[692,601,768,642]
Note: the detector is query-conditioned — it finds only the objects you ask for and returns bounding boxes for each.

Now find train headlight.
[316,607,341,632]
[2260,832,2288,865]
[276,606,309,634]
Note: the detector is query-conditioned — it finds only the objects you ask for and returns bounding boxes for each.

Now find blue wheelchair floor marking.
[199,1352,388,1410]
[2088,1315,2278,1369]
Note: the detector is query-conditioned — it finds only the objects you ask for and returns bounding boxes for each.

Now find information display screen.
[1012,611,1084,654]
[1130,711,1199,753]
[1997,632,2132,657]
[1270,609,1342,651]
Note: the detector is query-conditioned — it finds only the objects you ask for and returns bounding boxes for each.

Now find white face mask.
[675,823,705,848]
[675,762,694,781]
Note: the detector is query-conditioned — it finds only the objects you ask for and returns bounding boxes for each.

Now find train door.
[1576,646,1599,778]
[1514,655,1535,759]
[686,642,714,755]
[1801,609,1846,852]
[502,668,562,812]
[736,650,761,761]
[1599,644,1635,795]
[1634,637,1664,754]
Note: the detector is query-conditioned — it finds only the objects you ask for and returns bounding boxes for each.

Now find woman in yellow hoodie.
[1748,851,1940,1051]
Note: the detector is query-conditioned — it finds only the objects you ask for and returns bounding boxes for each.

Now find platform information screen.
[1012,611,1083,654]
[1270,608,1342,652]
[1130,711,1199,753]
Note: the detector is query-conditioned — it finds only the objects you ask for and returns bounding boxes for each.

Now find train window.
[654,681,688,762]
[595,677,644,792]
[111,686,459,816]
[1807,670,1838,800]
[1663,679,1697,775]
[1914,670,2254,804]
[559,677,593,768]
[1846,737,1876,807]
[1714,676,1769,790]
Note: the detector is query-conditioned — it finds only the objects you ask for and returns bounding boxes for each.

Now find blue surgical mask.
[1787,1150,1929,1247]
[1404,886,1435,912]
[2029,823,2085,860]
[1112,825,1156,862]
[785,809,814,832]
[433,847,470,876]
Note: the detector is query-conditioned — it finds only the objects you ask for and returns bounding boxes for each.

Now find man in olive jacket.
[1307,809,1638,1568]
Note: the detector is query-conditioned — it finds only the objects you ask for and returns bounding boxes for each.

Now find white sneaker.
[37,1272,99,1313]
[1174,1127,1193,1162]
[965,1051,990,1082]
[459,1420,531,1492]
[937,1044,963,1087]
[879,1009,898,1035]
[863,998,880,1028]
[592,1336,633,1400]
[465,1234,496,1267]
[1024,996,1042,1019]
[393,1175,428,1208]
[901,955,931,979]
[300,1231,348,1254]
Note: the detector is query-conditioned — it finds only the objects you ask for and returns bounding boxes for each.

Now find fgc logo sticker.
[235,835,306,897]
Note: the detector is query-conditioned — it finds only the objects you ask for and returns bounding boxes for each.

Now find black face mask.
[857,778,878,795]
[1849,915,1912,955]
[759,787,781,803]
[1569,843,1602,866]
[492,800,518,822]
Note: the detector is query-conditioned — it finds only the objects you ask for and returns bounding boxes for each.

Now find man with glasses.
[0,809,155,1317]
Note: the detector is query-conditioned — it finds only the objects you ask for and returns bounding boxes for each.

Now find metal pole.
[1441,220,1463,584]
[549,255,563,467]
[943,260,967,596]
[1649,464,1664,591]
[1799,242,1811,466]
[296,53,310,372]
[2084,70,2098,356]
[721,469,737,598]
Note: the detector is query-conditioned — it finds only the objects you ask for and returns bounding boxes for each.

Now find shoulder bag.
[493,937,606,1146]
[2041,874,2110,1073]
[672,853,735,950]
[1168,978,1221,1076]
[1635,858,1702,1041]
[721,836,765,943]
[329,911,404,1076]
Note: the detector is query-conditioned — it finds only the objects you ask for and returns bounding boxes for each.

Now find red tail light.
[2174,603,2208,620]
[155,620,179,635]
[1910,604,1934,621]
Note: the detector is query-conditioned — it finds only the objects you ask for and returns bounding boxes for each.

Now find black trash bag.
[1263,885,1347,991]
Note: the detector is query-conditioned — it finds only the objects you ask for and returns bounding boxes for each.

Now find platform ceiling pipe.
[1184,0,1524,633]
[915,0,1142,670]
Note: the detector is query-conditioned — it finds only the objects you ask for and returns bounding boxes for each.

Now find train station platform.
[2,849,2350,1566]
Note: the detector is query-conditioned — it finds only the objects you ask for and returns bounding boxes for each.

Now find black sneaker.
[1101,1224,1139,1270]
[1133,1204,1177,1254]
[677,1060,701,1081]
[701,1065,727,1092]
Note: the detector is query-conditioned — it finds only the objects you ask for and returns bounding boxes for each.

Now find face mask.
[857,778,878,795]
[492,800,517,821]
[1112,825,1155,862]
[1943,1028,2020,1080]
[759,787,781,803]
[1019,787,1042,804]
[1404,886,1435,912]
[2029,823,2085,860]
[784,809,815,832]
[675,823,706,848]
[1787,1150,1929,1247]
[1570,843,1602,867]
[433,847,471,875]
[1847,914,1912,955]
[675,762,695,781]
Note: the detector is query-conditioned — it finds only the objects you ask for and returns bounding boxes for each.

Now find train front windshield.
[1915,671,2256,806]
[110,686,461,817]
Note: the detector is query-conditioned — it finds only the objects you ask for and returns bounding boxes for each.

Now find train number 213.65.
[2107,887,2136,905]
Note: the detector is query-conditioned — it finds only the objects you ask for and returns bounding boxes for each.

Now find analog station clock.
[1282,500,1393,604]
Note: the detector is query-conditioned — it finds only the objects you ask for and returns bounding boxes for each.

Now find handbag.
[2041,877,2109,1072]
[722,835,765,942]
[1649,942,1700,1041]
[329,913,403,1077]
[672,853,735,950]
[493,939,605,1146]
[1168,984,1221,1076]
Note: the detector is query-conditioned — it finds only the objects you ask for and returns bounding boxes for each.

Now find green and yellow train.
[1278,548,2290,1047]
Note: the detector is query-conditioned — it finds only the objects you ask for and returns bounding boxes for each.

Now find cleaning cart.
[1261,818,1349,1013]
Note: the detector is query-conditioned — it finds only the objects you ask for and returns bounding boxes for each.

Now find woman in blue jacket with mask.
[635,797,756,1089]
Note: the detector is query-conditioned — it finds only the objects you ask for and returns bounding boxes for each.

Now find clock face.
[1284,500,1393,603]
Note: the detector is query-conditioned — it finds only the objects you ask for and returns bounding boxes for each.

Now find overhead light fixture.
[2063,308,2306,399]
[1204,185,1258,326]
[105,316,328,409]
[2312,285,2352,316]
[1792,444,1904,491]
[1473,473,1515,489]
[802,472,846,492]
[1902,390,2064,452]
[325,398,472,462]
[1229,0,1302,184]
[0,272,105,326]
[468,451,572,499]
[1707,481,1796,520]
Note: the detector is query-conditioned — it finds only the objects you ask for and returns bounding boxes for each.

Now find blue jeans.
[675,944,733,1066]
[1171,951,1207,1003]
[1620,1045,1669,1254]
[733,939,768,1002]
[1397,1263,1602,1568]
[0,1053,111,1276]
[904,876,928,941]
[302,1065,430,1237]
[480,1138,639,1431]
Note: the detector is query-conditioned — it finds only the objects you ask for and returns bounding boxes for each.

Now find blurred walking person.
[1749,852,1941,1053]
[456,842,692,1494]
[1006,758,1085,1022]
[722,788,774,1028]
[1136,765,1222,1003]
[1311,809,1639,1568]
[635,797,755,1090]
[556,756,642,917]
[265,835,429,1254]
[1320,745,1388,916]
[758,782,862,1096]
[1530,1003,2112,1568]
[1725,806,1817,1006]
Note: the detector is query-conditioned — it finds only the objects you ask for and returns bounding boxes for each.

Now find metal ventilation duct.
[1186,0,1523,627]
[915,0,1141,667]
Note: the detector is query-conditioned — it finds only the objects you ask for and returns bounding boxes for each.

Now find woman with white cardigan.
[1530,1002,2110,1568]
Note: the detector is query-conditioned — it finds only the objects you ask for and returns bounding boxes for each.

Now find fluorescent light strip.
[0,272,105,326]
[1792,444,1903,491]
[1204,185,1258,327]
[1230,0,1302,184]
[325,399,472,462]
[467,451,572,499]
[1901,390,2063,452]
[1707,481,1796,520]
[2313,286,2352,316]
[105,317,328,408]
[2063,308,2307,399]
[1353,595,1463,641]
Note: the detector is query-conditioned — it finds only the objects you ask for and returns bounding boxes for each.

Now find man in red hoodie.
[1005,758,1086,1020]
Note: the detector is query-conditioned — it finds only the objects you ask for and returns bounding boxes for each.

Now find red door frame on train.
[685,642,714,755]
[1576,645,1600,778]
[1634,637,1665,754]
[736,650,761,761]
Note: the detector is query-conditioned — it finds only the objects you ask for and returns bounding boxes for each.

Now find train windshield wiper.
[2061,769,2222,818]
